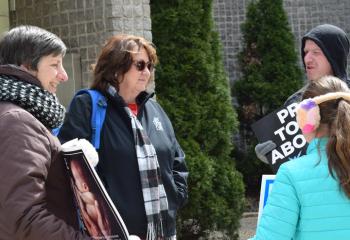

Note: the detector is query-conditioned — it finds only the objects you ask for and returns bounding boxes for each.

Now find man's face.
[303,39,333,81]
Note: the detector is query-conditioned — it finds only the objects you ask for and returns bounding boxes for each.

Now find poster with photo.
[61,139,130,240]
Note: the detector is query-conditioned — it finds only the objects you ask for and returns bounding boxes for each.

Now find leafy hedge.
[233,0,303,195]
[151,0,245,238]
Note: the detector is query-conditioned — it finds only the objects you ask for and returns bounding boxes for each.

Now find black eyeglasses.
[133,60,154,72]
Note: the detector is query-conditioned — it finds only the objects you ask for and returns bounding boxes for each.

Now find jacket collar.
[0,64,42,88]
[306,137,328,155]
[136,91,155,107]
[106,84,154,109]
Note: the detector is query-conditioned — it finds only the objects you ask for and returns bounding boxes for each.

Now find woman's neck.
[118,90,137,104]
[315,124,329,138]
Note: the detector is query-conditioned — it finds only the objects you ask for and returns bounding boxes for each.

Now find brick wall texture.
[10,0,152,87]
[9,0,350,87]
[213,0,350,86]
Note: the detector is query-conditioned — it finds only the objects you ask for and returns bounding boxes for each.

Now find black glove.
[255,140,277,164]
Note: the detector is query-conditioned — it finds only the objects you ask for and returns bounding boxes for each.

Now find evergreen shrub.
[151,0,245,238]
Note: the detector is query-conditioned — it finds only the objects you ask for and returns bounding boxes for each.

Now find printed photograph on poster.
[61,139,130,240]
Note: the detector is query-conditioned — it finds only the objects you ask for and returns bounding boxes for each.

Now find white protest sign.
[257,174,276,225]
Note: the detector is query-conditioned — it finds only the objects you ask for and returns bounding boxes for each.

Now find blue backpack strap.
[52,89,107,149]
[85,89,107,150]
[51,89,92,137]
[52,127,61,136]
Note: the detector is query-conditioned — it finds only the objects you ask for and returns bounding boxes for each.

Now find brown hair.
[91,34,158,93]
[302,76,350,198]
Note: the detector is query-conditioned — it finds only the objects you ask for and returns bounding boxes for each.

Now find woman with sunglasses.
[58,34,188,240]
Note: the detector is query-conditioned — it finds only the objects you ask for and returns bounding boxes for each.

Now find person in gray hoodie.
[255,24,350,169]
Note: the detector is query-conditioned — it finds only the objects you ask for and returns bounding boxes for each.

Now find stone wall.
[10,0,152,87]
[9,0,350,88]
[213,0,350,86]
[0,0,9,33]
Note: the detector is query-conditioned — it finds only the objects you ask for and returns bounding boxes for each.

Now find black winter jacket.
[58,90,188,238]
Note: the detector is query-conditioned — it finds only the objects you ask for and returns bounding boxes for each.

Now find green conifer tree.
[151,0,244,238]
[233,0,303,194]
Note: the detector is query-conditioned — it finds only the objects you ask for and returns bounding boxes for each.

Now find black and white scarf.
[107,86,174,240]
[0,74,65,128]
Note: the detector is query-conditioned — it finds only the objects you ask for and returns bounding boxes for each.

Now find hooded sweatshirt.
[285,24,350,106]
[301,24,350,82]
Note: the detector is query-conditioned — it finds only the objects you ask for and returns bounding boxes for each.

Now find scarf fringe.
[146,222,155,240]
[146,221,175,240]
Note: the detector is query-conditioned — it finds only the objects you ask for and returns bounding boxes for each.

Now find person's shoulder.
[345,78,350,87]
[280,154,311,171]
[279,149,327,185]
[144,93,157,104]
[0,102,35,122]
[0,102,51,140]
[147,97,158,104]
[67,90,93,111]
[284,86,306,106]
[144,97,175,132]
[74,91,93,103]
[145,97,165,112]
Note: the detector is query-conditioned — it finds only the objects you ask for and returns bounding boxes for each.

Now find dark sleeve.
[147,99,189,208]
[0,109,90,240]
[172,138,189,208]
[58,94,92,144]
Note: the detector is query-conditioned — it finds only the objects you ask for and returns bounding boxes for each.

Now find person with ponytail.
[250,75,350,240]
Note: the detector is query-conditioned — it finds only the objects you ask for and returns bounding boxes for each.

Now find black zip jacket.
[58,90,188,238]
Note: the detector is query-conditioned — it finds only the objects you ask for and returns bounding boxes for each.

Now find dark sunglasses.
[133,60,154,72]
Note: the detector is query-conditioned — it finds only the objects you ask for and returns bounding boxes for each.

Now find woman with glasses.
[58,34,188,240]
